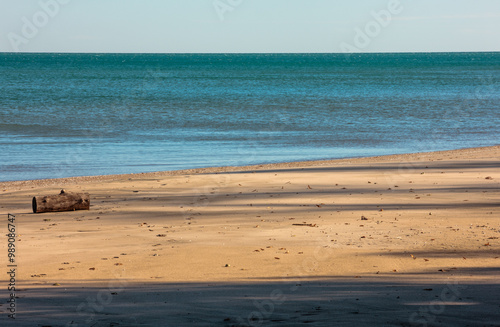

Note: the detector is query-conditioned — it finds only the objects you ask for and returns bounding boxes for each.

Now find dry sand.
[0,146,499,326]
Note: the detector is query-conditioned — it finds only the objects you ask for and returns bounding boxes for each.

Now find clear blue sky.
[1,0,499,53]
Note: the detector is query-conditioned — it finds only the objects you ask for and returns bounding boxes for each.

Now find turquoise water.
[0,52,499,182]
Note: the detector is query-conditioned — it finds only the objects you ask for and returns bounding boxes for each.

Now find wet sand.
[0,146,499,326]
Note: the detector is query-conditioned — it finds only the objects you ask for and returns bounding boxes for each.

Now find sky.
[1,0,500,53]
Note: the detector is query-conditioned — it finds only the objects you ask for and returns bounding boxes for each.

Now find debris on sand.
[292,223,317,227]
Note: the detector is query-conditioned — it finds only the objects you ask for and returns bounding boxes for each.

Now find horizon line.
[1,50,499,55]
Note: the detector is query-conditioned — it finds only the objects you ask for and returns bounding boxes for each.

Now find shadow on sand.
[5,271,500,327]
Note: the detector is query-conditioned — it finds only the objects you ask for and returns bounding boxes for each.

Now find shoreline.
[2,144,498,190]
[0,143,499,325]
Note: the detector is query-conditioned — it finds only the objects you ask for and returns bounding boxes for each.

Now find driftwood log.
[32,190,90,213]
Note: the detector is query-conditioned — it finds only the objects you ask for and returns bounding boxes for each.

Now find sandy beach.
[1,146,499,326]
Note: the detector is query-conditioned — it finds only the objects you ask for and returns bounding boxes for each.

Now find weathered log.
[32,190,90,213]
